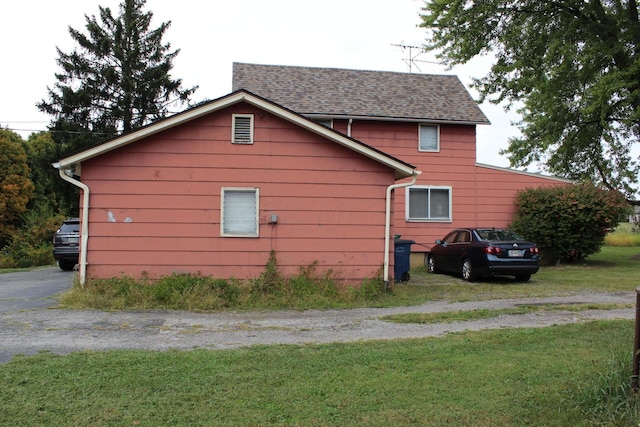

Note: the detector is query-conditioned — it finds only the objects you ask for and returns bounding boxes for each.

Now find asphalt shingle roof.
[232,62,490,125]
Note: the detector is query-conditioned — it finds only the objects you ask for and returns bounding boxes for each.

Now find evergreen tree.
[421,1,640,202]
[38,0,198,156]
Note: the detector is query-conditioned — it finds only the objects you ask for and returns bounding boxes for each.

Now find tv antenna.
[392,43,441,73]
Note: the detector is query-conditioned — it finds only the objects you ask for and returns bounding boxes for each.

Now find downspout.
[383,171,421,289]
[347,118,353,137]
[55,166,90,287]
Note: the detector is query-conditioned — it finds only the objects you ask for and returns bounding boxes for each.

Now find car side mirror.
[435,239,443,245]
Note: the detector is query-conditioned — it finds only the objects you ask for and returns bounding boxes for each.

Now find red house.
[55,63,569,285]
[232,63,570,265]
[54,91,417,285]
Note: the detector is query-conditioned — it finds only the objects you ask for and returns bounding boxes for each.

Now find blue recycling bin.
[394,239,415,282]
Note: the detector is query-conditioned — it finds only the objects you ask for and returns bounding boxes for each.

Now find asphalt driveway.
[0,266,73,314]
[0,268,636,364]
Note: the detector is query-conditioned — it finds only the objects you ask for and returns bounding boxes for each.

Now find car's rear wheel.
[427,255,438,273]
[58,260,76,271]
[461,258,477,282]
[515,274,531,282]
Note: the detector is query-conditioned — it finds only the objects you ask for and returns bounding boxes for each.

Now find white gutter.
[383,171,421,289]
[54,165,90,287]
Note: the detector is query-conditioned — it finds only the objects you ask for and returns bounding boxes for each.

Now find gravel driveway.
[0,268,636,363]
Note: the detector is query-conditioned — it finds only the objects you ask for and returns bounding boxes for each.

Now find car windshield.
[476,229,523,241]
[59,223,79,233]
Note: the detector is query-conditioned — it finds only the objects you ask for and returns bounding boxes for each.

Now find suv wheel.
[59,260,76,271]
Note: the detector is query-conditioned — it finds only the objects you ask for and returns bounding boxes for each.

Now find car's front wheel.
[427,255,438,274]
[461,258,477,282]
[515,274,531,282]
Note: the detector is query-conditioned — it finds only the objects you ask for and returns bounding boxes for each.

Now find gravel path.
[1,291,635,364]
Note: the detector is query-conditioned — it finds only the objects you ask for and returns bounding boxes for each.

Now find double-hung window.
[406,186,451,222]
[221,188,259,237]
[419,124,439,152]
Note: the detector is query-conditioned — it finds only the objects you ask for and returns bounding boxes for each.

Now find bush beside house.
[511,183,629,264]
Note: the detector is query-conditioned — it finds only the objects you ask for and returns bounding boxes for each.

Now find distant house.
[232,63,571,264]
[54,90,417,285]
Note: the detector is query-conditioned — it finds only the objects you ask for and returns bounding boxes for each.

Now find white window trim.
[232,114,254,144]
[220,187,260,237]
[418,124,440,152]
[405,185,452,222]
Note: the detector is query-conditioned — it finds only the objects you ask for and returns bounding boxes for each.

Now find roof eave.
[56,90,417,180]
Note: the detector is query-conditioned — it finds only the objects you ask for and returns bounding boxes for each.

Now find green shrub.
[511,183,630,264]
[0,208,66,268]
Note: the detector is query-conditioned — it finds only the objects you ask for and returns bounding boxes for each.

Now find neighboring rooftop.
[232,62,490,125]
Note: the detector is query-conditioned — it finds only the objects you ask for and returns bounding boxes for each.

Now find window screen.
[221,188,259,236]
[407,186,451,221]
[419,125,439,151]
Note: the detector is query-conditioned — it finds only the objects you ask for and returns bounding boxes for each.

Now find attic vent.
[232,114,254,144]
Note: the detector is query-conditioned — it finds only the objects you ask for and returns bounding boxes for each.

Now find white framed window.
[221,187,259,237]
[406,186,451,222]
[232,114,254,144]
[419,124,439,152]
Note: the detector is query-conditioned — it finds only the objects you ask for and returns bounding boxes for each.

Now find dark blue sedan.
[427,228,540,282]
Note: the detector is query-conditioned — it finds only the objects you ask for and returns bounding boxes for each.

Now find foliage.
[510,183,629,264]
[605,222,640,246]
[0,208,66,268]
[0,129,34,247]
[37,0,197,157]
[420,1,640,200]
[58,245,640,310]
[565,342,640,425]
[22,132,76,215]
[0,321,634,426]
[62,254,389,311]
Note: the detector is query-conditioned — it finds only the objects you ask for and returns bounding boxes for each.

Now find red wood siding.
[81,103,396,281]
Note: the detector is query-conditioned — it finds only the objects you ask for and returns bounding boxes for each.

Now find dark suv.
[53,218,80,271]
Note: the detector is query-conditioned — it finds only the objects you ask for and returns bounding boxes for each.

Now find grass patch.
[61,253,392,311]
[605,222,640,246]
[1,320,638,426]
[59,246,640,310]
[408,246,640,303]
[379,303,632,324]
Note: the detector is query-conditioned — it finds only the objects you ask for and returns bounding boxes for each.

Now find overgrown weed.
[565,340,640,425]
[61,252,388,311]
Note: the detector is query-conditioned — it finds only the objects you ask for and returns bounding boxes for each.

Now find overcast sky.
[1,0,522,168]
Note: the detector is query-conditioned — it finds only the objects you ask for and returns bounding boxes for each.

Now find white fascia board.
[56,91,416,179]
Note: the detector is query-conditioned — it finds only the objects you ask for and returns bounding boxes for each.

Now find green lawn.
[403,246,640,303]
[2,245,639,425]
[1,320,635,426]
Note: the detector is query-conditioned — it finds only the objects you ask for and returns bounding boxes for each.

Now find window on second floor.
[419,124,439,152]
[221,187,259,237]
[232,114,254,144]
[406,186,451,222]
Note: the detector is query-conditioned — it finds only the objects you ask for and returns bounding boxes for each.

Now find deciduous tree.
[421,1,640,201]
[0,129,34,247]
